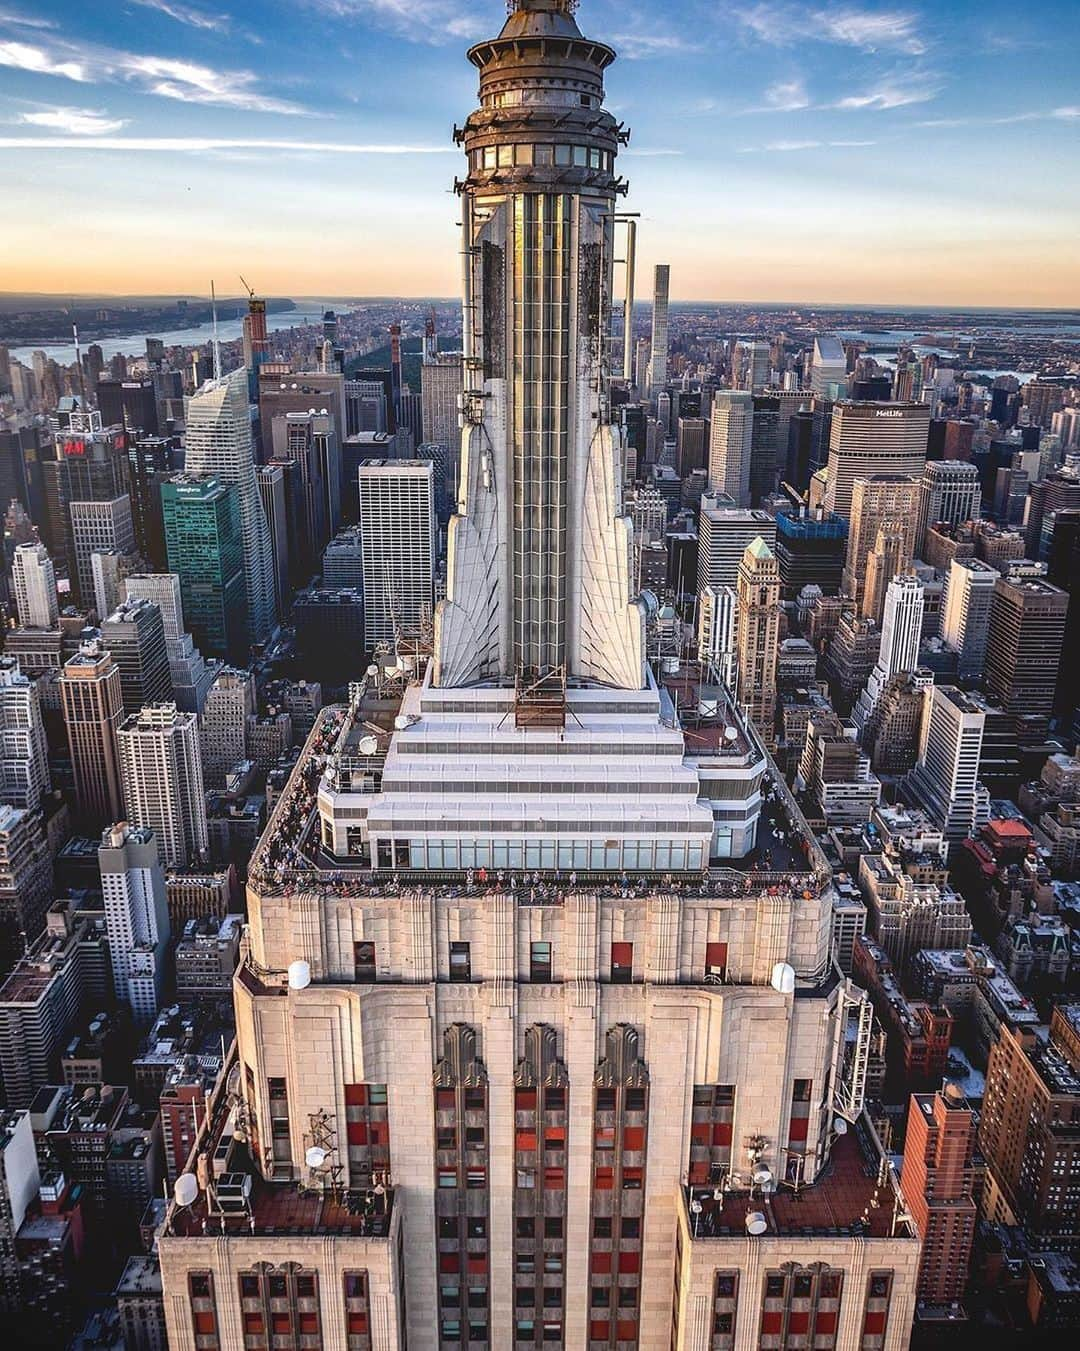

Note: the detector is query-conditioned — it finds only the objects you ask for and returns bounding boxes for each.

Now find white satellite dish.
[394,714,411,731]
[305,1146,327,1170]
[357,735,379,756]
[689,1199,703,1214]
[712,1188,724,1202]
[770,961,796,996]
[723,725,739,742]
[745,1211,768,1236]
[366,665,379,678]
[833,1117,849,1136]
[288,960,311,991]
[174,1173,199,1208]
[753,1167,773,1187]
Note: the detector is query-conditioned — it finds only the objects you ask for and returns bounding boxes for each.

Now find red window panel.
[516,1089,537,1110]
[272,1314,292,1334]
[348,1314,369,1334]
[789,1312,809,1334]
[688,1162,709,1184]
[623,1126,645,1150]
[616,1320,638,1340]
[761,1312,783,1334]
[243,1315,264,1334]
[369,1122,387,1146]
[690,1123,711,1145]
[591,1252,612,1274]
[544,1127,566,1147]
[467,1257,488,1276]
[622,1167,643,1186]
[815,1312,838,1335]
[436,1088,455,1111]
[439,1254,460,1273]
[863,1311,886,1335]
[618,1251,640,1274]
[193,1313,216,1335]
[344,1085,367,1106]
[589,1321,610,1340]
[517,1130,538,1151]
[347,1122,369,1145]
[706,941,728,971]
[299,1313,319,1334]
[594,1167,614,1190]
[712,1122,732,1146]
[544,1168,565,1189]
[788,1116,810,1143]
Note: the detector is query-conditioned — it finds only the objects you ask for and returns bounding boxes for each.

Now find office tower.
[270,411,331,578]
[854,573,924,733]
[199,667,255,788]
[10,542,58,629]
[984,575,1069,725]
[939,558,997,678]
[800,711,883,824]
[706,391,753,503]
[823,401,929,519]
[322,524,365,589]
[904,685,990,841]
[98,822,170,1023]
[259,373,347,467]
[122,572,216,713]
[184,366,276,648]
[647,263,670,394]
[980,1005,1080,1246]
[99,596,171,716]
[696,584,736,687]
[0,903,106,1108]
[633,336,650,393]
[117,703,208,869]
[69,495,136,608]
[95,377,159,436]
[358,460,434,649]
[697,502,777,590]
[45,415,129,582]
[857,826,970,970]
[865,670,933,776]
[1048,509,1079,725]
[1022,379,1066,429]
[127,436,174,569]
[810,335,847,398]
[841,474,921,614]
[0,804,53,978]
[737,339,771,393]
[773,507,847,600]
[0,658,50,812]
[917,459,981,553]
[735,538,780,748]
[91,548,143,623]
[293,587,366,683]
[59,639,124,824]
[861,529,907,627]
[255,462,290,620]
[899,1088,980,1311]
[421,354,464,449]
[159,12,918,1349]
[674,416,706,477]
[346,378,389,436]
[162,474,247,664]
[0,427,33,517]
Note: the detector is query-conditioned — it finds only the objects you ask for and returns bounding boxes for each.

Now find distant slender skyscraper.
[11,542,58,628]
[99,822,170,1024]
[707,390,753,504]
[183,366,276,650]
[736,537,781,748]
[358,461,435,649]
[648,263,670,396]
[854,572,924,733]
[117,703,207,869]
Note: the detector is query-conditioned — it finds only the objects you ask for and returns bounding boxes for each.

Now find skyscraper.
[0,657,50,812]
[706,390,753,504]
[183,366,277,649]
[158,9,917,1349]
[122,572,217,714]
[117,704,207,869]
[939,557,997,678]
[854,573,924,733]
[98,822,170,1024]
[985,575,1069,725]
[358,460,435,650]
[99,595,172,716]
[69,495,136,607]
[421,354,464,449]
[10,543,58,629]
[697,503,777,591]
[696,583,736,687]
[917,459,981,553]
[59,639,124,825]
[199,666,255,788]
[647,263,670,395]
[162,474,247,664]
[823,402,930,519]
[810,335,847,398]
[735,536,781,747]
[904,685,990,841]
[841,474,921,615]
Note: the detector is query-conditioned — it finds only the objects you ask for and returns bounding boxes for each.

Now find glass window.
[530,942,552,982]
[498,144,513,167]
[573,146,588,167]
[534,144,553,166]
[449,942,471,982]
[555,144,572,166]
[482,147,496,169]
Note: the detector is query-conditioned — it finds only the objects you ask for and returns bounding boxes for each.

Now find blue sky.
[1,0,1078,304]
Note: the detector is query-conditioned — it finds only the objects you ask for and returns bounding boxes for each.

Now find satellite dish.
[689,1199,703,1214]
[288,960,311,991]
[770,962,796,995]
[723,726,739,742]
[357,735,379,756]
[746,1211,768,1236]
[305,1146,327,1170]
[366,665,380,678]
[833,1117,849,1137]
[712,1188,724,1202]
[174,1173,199,1208]
[753,1167,773,1187]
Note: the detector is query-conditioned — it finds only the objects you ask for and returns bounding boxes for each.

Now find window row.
[471,142,614,172]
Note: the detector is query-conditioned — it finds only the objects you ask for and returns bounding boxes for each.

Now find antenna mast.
[210,280,222,382]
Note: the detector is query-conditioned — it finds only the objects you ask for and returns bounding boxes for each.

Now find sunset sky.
[2,0,1078,305]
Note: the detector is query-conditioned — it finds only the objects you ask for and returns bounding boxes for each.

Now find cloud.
[18,105,128,134]
[831,74,941,109]
[306,0,484,45]
[918,106,1080,128]
[738,4,927,54]
[609,33,691,60]
[737,138,878,152]
[129,0,230,33]
[761,79,810,111]
[0,134,455,153]
[0,33,312,114]
[0,8,56,27]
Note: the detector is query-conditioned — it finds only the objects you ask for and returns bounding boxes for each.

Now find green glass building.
[162,474,247,665]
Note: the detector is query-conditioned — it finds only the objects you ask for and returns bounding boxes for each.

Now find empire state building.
[158,6,921,1351]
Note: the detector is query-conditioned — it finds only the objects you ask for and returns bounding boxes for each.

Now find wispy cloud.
[0,32,312,114]
[738,4,927,55]
[918,106,1080,128]
[0,134,455,152]
[306,0,484,46]
[18,105,128,134]
[130,0,230,33]
[762,78,810,111]
[609,32,692,60]
[737,138,878,152]
[831,73,941,109]
[0,8,56,28]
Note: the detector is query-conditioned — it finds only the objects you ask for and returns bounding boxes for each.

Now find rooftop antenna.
[72,322,88,406]
[210,280,222,383]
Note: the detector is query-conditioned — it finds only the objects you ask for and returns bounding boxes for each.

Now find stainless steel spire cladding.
[435,0,645,691]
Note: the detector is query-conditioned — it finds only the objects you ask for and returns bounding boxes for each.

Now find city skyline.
[0,0,1077,304]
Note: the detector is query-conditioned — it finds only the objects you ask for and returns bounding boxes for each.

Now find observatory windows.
[450,941,472,983]
[354,940,377,983]
[610,942,633,983]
